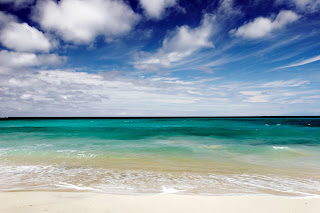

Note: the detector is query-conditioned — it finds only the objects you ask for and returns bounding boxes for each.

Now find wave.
[201,145,224,150]
[54,182,95,191]
[161,186,185,194]
[0,164,319,197]
[272,146,289,150]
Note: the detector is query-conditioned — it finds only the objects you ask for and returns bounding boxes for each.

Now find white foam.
[161,186,185,194]
[202,145,224,150]
[54,182,95,191]
[273,146,289,150]
[1,164,319,196]
[56,150,78,153]
[35,144,53,147]
[76,153,97,159]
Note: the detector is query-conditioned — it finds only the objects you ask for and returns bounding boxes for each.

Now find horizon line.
[1,116,320,120]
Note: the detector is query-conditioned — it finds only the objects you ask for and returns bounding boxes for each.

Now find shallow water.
[0,118,320,196]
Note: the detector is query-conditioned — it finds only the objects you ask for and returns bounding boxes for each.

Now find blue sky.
[0,0,319,116]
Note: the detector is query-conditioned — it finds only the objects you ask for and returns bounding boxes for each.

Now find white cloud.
[0,12,64,73]
[0,0,34,9]
[0,11,52,53]
[0,22,51,53]
[277,0,320,13]
[0,11,16,26]
[0,50,65,69]
[0,69,207,115]
[1,68,319,116]
[293,0,320,11]
[139,0,177,19]
[240,91,270,103]
[231,10,299,39]
[135,14,215,70]
[277,55,320,69]
[261,79,310,87]
[240,79,316,103]
[150,77,193,84]
[37,70,104,86]
[1,70,109,108]
[216,0,243,20]
[34,0,140,44]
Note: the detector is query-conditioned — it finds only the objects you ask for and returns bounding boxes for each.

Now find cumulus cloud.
[231,10,299,39]
[139,0,177,19]
[135,14,215,70]
[0,11,52,53]
[0,22,51,53]
[0,50,65,69]
[0,11,16,26]
[33,0,140,44]
[0,12,64,73]
[0,0,34,9]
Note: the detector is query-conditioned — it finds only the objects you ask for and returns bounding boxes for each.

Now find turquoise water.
[0,118,320,196]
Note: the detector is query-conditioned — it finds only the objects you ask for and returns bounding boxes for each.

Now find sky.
[0,0,319,116]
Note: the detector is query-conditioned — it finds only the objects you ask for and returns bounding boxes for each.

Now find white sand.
[0,192,319,213]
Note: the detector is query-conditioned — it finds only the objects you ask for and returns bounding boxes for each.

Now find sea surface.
[0,118,320,196]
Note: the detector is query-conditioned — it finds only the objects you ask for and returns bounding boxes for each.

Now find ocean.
[0,118,319,196]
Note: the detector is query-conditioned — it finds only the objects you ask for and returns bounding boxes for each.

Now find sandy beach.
[0,192,319,213]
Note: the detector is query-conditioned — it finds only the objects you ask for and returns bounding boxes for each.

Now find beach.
[1,192,320,213]
[1,0,320,210]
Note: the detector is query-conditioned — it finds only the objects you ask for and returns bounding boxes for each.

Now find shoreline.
[1,189,320,198]
[0,192,320,213]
